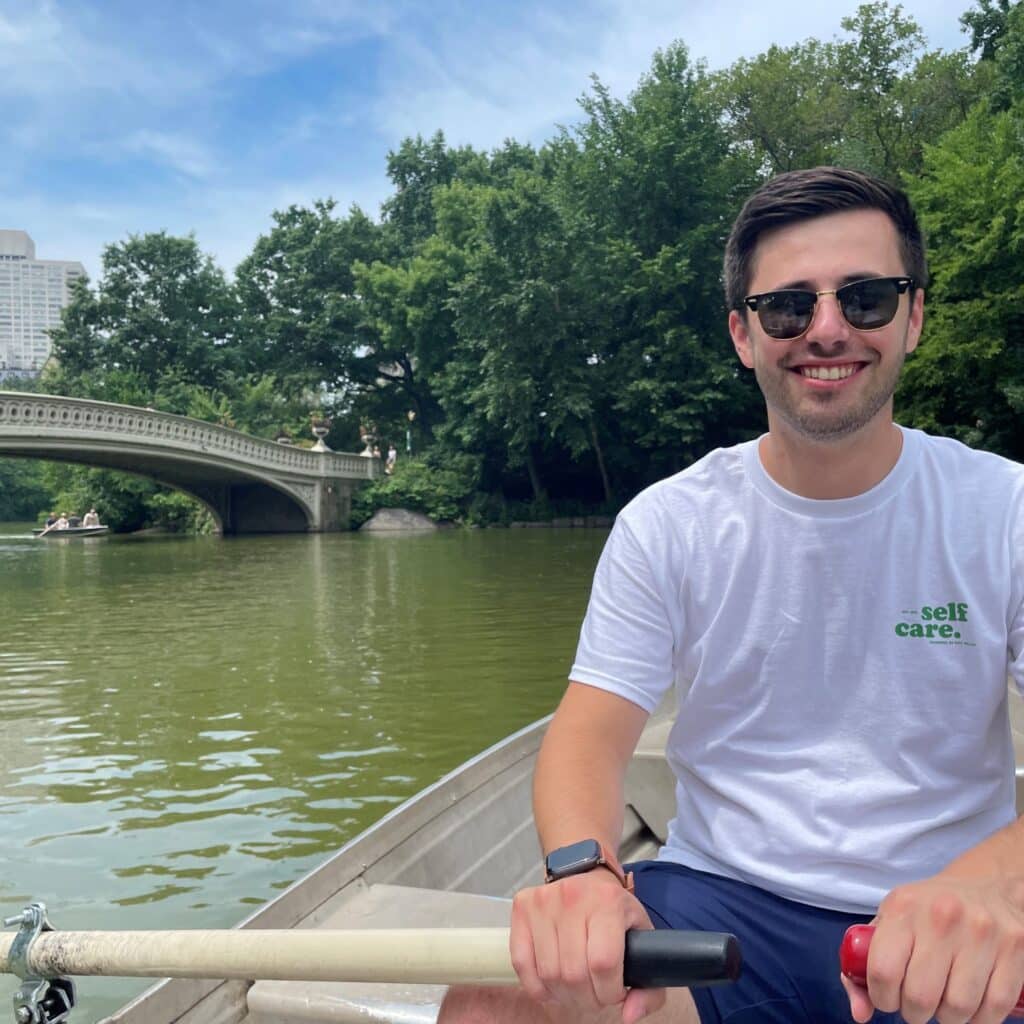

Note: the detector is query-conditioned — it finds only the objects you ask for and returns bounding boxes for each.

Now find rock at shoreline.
[360,508,438,532]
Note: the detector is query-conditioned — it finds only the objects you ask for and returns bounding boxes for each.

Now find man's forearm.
[531,683,650,858]
[533,721,627,855]
[940,814,1024,888]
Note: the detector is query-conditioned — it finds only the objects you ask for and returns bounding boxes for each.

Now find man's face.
[728,208,924,443]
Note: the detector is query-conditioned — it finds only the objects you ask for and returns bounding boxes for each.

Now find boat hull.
[33,526,110,538]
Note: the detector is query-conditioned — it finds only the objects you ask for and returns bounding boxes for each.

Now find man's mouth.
[793,363,862,381]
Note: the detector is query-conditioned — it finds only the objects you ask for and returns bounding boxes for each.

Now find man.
[440,167,1024,1024]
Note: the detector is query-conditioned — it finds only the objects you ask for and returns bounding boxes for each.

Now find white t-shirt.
[571,427,1024,913]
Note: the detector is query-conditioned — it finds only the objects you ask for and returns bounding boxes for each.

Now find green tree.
[40,234,253,531]
[961,0,1013,59]
[352,233,462,440]
[713,41,845,173]
[235,200,383,394]
[715,3,984,179]
[381,132,490,256]
[0,459,51,521]
[556,44,763,488]
[976,0,1024,110]
[50,233,240,400]
[0,376,54,521]
[440,171,595,502]
[900,100,1024,459]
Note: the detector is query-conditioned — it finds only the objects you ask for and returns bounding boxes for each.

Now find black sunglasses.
[743,276,915,341]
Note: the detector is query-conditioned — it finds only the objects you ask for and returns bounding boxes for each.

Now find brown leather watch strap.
[598,843,635,893]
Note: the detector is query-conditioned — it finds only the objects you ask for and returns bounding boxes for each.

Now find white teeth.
[800,365,857,380]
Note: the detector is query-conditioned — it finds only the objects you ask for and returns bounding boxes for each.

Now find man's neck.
[758,416,905,500]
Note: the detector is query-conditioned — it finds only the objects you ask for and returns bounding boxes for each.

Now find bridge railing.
[0,393,378,480]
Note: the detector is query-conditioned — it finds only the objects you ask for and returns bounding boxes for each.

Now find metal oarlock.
[3,904,75,1024]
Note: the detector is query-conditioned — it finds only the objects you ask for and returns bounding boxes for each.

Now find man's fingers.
[510,899,555,1004]
[840,972,876,1024]
[969,953,1024,1024]
[552,907,602,1011]
[897,941,953,1024]
[586,910,628,1008]
[621,984,666,1024]
[938,944,994,1024]
[865,921,915,1013]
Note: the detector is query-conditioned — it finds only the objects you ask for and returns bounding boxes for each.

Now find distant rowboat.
[33,525,110,538]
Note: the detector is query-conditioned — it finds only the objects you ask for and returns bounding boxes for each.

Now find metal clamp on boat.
[3,903,76,1024]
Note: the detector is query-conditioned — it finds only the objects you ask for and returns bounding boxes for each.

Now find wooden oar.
[0,927,740,989]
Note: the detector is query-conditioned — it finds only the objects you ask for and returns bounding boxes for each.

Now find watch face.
[546,838,601,878]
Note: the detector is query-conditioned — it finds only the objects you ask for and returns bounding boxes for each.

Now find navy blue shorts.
[628,860,1002,1024]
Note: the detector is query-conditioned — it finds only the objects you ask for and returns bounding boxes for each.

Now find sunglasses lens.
[839,279,900,330]
[757,291,816,340]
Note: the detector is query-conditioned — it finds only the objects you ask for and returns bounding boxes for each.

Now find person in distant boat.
[44,512,57,528]
[67,513,82,528]
[441,167,1024,1024]
[55,513,69,530]
[82,509,100,527]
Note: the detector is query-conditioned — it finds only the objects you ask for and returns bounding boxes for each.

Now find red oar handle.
[840,924,1024,1017]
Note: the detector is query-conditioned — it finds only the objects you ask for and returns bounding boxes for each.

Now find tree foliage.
[899,3,1024,458]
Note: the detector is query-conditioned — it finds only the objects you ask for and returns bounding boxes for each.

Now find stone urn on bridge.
[310,414,333,452]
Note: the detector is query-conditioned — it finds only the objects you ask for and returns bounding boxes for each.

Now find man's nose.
[804,292,851,345]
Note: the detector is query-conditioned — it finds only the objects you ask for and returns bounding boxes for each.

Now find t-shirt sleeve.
[570,516,676,713]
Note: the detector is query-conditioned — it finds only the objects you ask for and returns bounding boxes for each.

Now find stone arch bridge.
[0,392,380,534]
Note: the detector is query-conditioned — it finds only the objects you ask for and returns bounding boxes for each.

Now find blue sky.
[3,0,973,281]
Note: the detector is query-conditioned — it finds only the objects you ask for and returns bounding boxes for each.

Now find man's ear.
[729,309,755,369]
[905,287,925,355]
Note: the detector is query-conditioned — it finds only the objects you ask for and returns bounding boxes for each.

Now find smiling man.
[440,167,1024,1024]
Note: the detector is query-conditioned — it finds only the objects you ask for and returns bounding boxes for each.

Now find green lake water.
[0,523,608,1020]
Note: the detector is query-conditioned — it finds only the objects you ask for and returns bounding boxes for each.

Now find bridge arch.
[0,393,379,534]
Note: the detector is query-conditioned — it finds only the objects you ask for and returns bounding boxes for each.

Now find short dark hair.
[723,166,928,312]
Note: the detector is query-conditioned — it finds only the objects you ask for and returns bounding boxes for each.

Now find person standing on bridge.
[440,166,1024,1024]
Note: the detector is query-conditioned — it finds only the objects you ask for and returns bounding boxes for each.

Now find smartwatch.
[544,838,634,891]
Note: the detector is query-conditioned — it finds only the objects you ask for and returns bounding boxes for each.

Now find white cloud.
[122,131,216,180]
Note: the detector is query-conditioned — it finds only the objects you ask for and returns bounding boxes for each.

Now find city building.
[0,230,85,378]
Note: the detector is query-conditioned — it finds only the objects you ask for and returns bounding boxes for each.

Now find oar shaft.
[0,928,518,986]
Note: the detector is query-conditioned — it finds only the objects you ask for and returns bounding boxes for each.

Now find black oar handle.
[623,929,741,989]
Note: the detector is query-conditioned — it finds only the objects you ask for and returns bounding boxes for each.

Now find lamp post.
[406,410,416,454]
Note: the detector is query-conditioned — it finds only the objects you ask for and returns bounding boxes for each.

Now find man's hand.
[509,868,664,1024]
[841,875,1024,1024]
